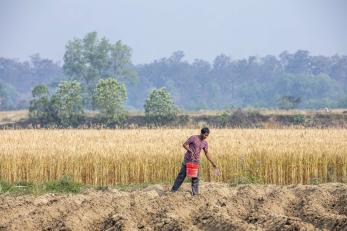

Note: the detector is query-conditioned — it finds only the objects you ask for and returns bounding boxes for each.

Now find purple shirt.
[184,135,208,163]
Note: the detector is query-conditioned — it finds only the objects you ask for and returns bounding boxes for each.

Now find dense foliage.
[144,87,178,125]
[127,51,347,109]
[93,78,127,124]
[63,32,136,108]
[1,38,346,110]
[29,81,84,128]
[0,54,65,110]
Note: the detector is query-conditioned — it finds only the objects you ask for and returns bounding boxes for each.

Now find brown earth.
[0,183,346,231]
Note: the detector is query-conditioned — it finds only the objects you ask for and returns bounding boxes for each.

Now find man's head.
[200,127,210,140]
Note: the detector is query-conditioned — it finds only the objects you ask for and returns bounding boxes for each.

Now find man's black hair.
[201,127,210,134]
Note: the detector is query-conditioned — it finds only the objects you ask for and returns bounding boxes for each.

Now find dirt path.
[0,183,346,231]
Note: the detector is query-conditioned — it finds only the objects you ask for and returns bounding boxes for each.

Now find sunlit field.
[0,129,346,186]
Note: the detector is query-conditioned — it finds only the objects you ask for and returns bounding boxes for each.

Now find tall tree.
[63,32,136,108]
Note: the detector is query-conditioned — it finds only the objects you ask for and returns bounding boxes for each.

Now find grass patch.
[0,176,83,195]
[0,181,36,195]
[0,178,164,195]
[44,176,83,193]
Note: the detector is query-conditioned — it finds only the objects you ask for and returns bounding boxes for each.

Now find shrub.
[44,176,82,193]
[50,81,84,127]
[29,84,52,127]
[292,114,305,125]
[144,87,178,125]
[93,78,127,126]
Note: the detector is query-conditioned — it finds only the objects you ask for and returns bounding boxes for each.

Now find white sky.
[0,0,346,64]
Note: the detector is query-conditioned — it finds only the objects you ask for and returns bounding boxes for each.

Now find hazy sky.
[0,0,346,64]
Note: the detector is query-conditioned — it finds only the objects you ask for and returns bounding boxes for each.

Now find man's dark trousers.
[171,161,199,195]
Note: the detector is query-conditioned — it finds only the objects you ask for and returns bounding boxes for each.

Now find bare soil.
[0,183,346,231]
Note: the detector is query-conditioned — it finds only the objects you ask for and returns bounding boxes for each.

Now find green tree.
[29,84,52,126]
[144,87,178,125]
[63,32,136,108]
[51,81,84,127]
[93,78,127,125]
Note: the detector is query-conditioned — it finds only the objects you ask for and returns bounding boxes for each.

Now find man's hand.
[213,167,221,176]
[204,150,219,175]
[189,150,196,161]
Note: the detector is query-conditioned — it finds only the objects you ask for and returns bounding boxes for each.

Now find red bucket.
[186,162,199,178]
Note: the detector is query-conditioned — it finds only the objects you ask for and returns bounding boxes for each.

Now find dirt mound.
[0,183,346,231]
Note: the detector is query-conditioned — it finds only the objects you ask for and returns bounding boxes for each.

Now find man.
[171,127,220,195]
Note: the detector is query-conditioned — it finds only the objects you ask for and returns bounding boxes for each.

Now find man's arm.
[183,139,194,154]
[183,142,193,153]
[203,149,217,168]
[183,136,196,160]
[204,149,221,176]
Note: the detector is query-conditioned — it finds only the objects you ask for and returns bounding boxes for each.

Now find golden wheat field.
[0,129,346,185]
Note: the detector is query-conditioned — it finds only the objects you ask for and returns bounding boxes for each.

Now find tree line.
[1,32,347,116]
[29,80,177,127]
